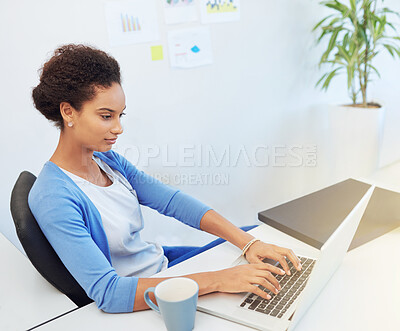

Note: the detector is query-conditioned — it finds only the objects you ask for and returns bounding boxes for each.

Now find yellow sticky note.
[151,45,163,61]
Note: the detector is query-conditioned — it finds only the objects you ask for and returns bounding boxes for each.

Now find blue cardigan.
[28,150,211,313]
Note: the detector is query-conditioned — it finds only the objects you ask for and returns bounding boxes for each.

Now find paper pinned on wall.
[104,0,159,47]
[200,0,240,24]
[167,27,213,69]
[164,0,198,25]
[151,45,164,61]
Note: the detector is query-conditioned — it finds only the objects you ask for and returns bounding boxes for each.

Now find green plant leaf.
[377,15,387,37]
[391,46,400,58]
[359,27,368,44]
[316,29,329,43]
[349,45,359,66]
[385,22,397,31]
[337,45,351,63]
[325,1,351,19]
[316,73,329,88]
[324,2,343,12]
[328,17,342,28]
[321,68,343,91]
[368,64,381,78]
[378,7,400,19]
[383,43,395,57]
[312,14,335,31]
[347,65,355,89]
[325,59,347,66]
[321,28,341,63]
[350,0,356,12]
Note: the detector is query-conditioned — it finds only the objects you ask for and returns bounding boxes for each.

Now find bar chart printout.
[166,0,194,4]
[105,0,159,46]
[121,14,141,32]
[200,0,240,23]
[164,0,197,24]
[206,0,238,13]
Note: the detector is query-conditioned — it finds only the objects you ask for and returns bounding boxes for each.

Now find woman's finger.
[264,263,286,276]
[251,276,278,295]
[249,284,272,301]
[258,274,281,293]
[276,247,302,271]
[274,255,290,275]
[254,261,285,277]
[251,267,281,292]
[286,249,302,270]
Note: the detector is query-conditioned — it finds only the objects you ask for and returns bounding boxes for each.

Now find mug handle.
[144,287,160,313]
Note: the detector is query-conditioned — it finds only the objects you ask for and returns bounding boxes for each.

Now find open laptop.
[197,186,374,331]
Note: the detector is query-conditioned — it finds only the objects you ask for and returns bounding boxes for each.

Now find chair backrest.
[10,171,93,307]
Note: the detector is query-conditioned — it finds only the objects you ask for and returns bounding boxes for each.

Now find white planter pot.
[327,103,385,179]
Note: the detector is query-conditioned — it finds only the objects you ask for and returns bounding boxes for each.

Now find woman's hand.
[213,263,286,300]
[244,241,302,275]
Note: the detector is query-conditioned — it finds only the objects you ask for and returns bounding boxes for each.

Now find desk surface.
[0,233,77,330]
[36,224,400,331]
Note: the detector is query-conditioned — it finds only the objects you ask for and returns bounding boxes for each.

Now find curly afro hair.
[32,44,121,129]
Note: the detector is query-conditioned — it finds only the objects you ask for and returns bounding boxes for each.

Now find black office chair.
[10,171,93,307]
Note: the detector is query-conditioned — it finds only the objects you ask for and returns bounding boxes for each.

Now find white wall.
[1,0,400,251]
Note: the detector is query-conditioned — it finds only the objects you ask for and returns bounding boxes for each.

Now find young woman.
[29,44,301,313]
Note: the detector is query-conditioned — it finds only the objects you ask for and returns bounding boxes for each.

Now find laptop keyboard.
[239,256,316,318]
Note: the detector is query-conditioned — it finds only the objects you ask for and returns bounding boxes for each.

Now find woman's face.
[68,82,126,153]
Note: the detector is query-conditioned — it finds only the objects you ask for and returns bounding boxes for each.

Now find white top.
[60,157,168,277]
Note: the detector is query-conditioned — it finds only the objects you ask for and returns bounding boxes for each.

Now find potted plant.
[313,0,400,177]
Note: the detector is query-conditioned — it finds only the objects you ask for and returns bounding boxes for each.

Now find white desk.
[35,224,400,331]
[0,233,77,330]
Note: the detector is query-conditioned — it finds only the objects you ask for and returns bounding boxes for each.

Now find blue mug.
[144,278,199,331]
